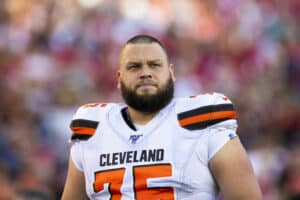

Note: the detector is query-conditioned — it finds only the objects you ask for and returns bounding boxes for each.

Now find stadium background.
[0,0,299,199]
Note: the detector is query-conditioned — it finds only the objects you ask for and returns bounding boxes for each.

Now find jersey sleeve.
[177,93,237,131]
[176,93,238,162]
[70,142,84,171]
[68,104,102,171]
[69,104,100,141]
[206,93,238,160]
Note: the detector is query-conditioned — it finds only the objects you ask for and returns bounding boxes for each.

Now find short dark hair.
[126,35,164,47]
[126,35,167,57]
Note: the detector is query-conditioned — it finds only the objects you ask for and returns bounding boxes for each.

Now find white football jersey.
[69,93,238,200]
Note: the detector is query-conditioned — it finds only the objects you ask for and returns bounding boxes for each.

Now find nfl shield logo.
[129,134,143,144]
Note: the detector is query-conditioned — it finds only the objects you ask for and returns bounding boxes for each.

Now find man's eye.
[128,65,139,69]
[150,63,160,67]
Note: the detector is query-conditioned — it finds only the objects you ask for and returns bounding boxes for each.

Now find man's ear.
[117,70,121,89]
[169,64,176,82]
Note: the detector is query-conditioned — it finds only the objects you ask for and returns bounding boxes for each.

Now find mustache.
[135,81,158,88]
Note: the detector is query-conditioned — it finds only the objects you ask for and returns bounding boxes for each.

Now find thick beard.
[120,77,174,114]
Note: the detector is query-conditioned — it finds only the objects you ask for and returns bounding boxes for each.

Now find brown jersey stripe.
[181,118,235,130]
[70,119,99,129]
[71,127,96,135]
[71,134,93,140]
[178,104,234,120]
[179,110,237,127]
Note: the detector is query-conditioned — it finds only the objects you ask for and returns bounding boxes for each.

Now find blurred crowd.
[0,0,299,199]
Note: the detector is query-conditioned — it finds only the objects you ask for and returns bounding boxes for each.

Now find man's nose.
[139,66,152,79]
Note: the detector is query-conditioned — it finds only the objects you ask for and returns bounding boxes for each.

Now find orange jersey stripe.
[71,127,96,135]
[179,111,237,126]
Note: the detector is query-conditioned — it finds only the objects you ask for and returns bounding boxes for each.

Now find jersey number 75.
[93,163,174,200]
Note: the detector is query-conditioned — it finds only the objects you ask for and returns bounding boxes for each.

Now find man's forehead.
[120,43,167,63]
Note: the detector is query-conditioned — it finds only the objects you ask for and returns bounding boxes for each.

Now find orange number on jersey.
[93,164,174,200]
[134,164,174,200]
[93,168,125,200]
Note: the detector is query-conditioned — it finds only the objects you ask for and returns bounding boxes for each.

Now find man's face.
[118,43,175,113]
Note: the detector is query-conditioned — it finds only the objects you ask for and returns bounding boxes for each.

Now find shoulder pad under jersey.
[69,103,112,141]
[176,93,237,130]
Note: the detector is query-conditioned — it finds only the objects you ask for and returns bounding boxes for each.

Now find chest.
[80,117,217,199]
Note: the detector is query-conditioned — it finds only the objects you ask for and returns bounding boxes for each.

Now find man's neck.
[127,107,158,125]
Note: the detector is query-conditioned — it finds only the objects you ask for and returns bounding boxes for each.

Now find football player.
[62,35,262,200]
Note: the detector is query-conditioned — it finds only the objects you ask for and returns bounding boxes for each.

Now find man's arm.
[209,138,262,200]
[61,157,89,200]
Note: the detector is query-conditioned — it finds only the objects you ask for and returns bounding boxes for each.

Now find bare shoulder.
[61,157,89,200]
[209,138,262,200]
